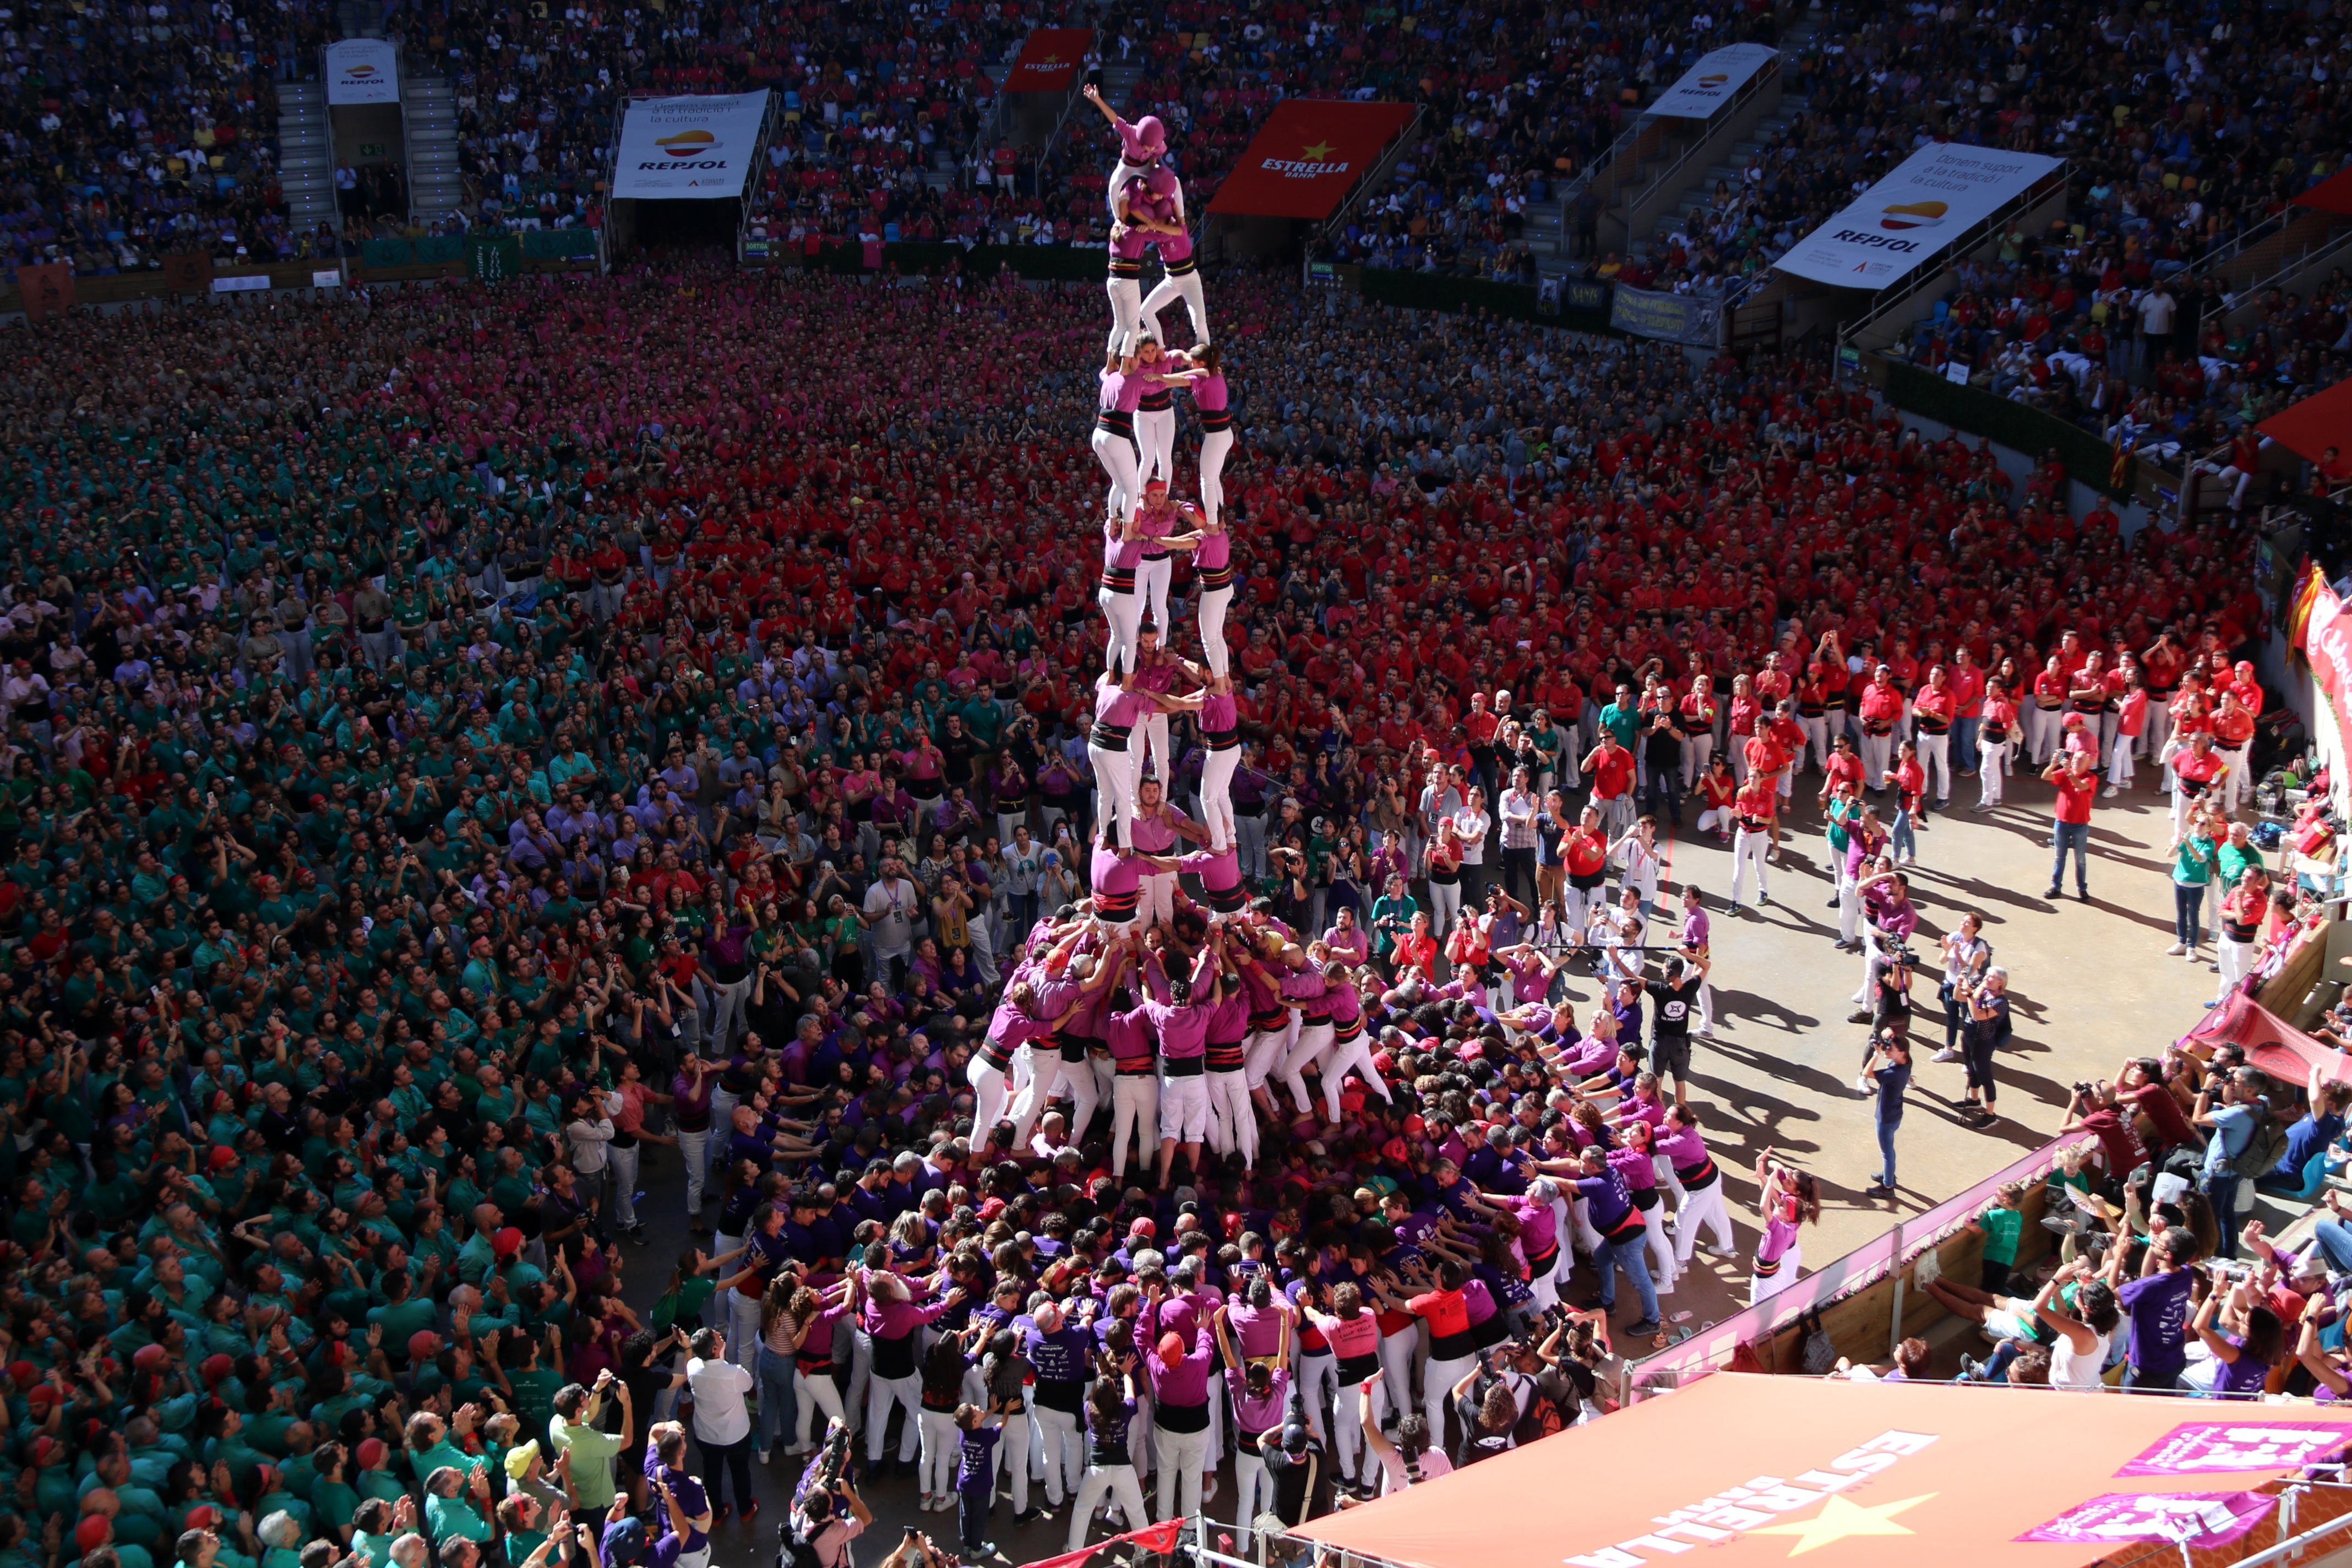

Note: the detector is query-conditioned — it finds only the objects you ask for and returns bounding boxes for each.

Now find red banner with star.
[1207,99,1418,220]
[1003,29,1092,92]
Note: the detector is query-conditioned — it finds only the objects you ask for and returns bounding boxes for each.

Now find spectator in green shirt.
[1973,1180,2028,1292]
[548,1374,631,1512]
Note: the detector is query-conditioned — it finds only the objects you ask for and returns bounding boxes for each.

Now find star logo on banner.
[1749,1493,1937,1556]
[1300,140,1336,159]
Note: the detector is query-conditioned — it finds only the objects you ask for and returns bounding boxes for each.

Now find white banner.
[1774,141,2063,290]
[324,39,400,105]
[612,92,770,199]
[1648,42,1777,119]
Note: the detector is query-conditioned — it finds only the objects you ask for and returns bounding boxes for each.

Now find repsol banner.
[612,91,770,199]
[1774,143,2061,290]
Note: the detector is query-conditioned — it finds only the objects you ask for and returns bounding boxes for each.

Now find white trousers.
[970,1058,1013,1135]
[1196,583,1232,677]
[1331,1376,1385,1484]
[1110,1073,1159,1179]
[1136,407,1177,489]
[989,1406,1033,1511]
[2219,744,2250,814]
[1208,1067,1256,1166]
[864,1370,922,1462]
[1244,1026,1290,1091]
[1915,731,1950,803]
[1422,1352,1474,1438]
[2109,732,2140,787]
[1978,741,2011,805]
[1680,732,1714,787]
[1141,709,1172,782]
[1106,274,1142,353]
[727,1287,761,1373]
[1159,1072,1211,1143]
[1065,1463,1148,1553]
[1091,424,1140,522]
[793,1364,847,1449]
[1200,743,1240,849]
[1860,732,1892,790]
[609,1141,640,1230]
[1013,1053,1098,1146]
[1294,1351,1335,1444]
[1731,823,1771,906]
[1798,715,1829,773]
[1673,1180,1738,1264]
[1035,1405,1084,1505]
[1140,870,1178,929]
[1137,553,1173,638]
[919,1408,960,1497]
[1098,585,1141,672]
[1152,1423,1211,1521]
[1749,1246,1803,1307]
[1141,265,1208,346]
[1198,429,1234,527]
[1089,742,1139,848]
[1279,1022,1336,1118]
[1316,1036,1391,1123]
[2218,935,2253,1000]
[1639,1201,1677,1295]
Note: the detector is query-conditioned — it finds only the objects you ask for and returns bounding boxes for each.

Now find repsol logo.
[1830,230,1921,252]
[639,159,729,169]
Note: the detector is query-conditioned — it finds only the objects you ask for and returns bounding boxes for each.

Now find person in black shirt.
[1643,954,1708,1104]
[1640,710,1685,827]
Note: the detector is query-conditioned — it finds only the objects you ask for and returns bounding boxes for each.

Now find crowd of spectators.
[0,0,324,277]
[0,149,2317,1568]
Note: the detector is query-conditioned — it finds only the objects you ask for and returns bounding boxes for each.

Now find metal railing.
[2226,219,2352,323]
[1316,102,1424,248]
[1614,55,1781,239]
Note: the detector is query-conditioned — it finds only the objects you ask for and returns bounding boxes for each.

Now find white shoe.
[2165,943,2186,956]
[1932,1047,1959,1062]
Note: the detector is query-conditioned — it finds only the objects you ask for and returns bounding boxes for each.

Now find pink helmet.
[1142,164,1180,200]
[1120,113,1167,162]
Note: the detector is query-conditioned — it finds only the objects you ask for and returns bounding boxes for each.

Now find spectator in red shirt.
[2043,750,2099,901]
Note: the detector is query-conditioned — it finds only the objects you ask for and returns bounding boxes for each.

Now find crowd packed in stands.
[0,225,2311,1568]
[0,0,321,275]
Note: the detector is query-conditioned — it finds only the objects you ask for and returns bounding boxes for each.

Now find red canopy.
[2259,375,2352,466]
[2297,166,2352,216]
[1291,1374,2352,1568]
[1205,100,1417,220]
[2180,989,2352,1086]
[1001,28,1091,92]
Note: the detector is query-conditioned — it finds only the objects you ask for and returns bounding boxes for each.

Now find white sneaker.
[2165,943,2186,956]
[1932,1047,1959,1062]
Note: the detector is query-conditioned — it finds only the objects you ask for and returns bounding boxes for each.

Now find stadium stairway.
[277,81,341,237]
[1626,90,1811,264]
[402,74,465,223]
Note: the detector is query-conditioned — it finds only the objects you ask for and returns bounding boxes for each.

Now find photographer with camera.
[786,1423,873,1568]
[1845,864,1917,1026]
[1954,965,2013,1128]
